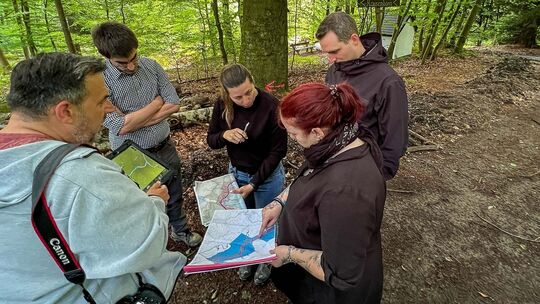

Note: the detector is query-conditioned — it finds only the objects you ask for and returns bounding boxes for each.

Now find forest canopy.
[0,0,538,110]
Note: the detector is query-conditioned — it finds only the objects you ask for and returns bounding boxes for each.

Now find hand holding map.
[194,173,247,226]
[183,209,276,275]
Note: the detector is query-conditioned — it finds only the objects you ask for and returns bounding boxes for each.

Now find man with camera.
[0,53,185,303]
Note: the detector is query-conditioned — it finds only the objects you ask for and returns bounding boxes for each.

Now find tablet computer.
[107,140,173,192]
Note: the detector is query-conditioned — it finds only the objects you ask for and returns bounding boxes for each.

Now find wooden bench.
[290,41,315,55]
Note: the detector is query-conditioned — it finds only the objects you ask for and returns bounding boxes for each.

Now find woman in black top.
[207,63,288,285]
[260,83,386,304]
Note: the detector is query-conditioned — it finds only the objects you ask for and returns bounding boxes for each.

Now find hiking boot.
[253,263,272,285]
[171,231,202,247]
[238,266,253,281]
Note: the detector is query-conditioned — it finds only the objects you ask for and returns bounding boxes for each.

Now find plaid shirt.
[103,57,180,150]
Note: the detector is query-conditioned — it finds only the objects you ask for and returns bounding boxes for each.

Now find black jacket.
[326,32,409,180]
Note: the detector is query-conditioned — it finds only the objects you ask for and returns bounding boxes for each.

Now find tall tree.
[11,0,30,59]
[431,0,463,60]
[43,0,57,51]
[196,0,210,77]
[388,0,413,59]
[240,0,288,88]
[20,0,37,56]
[212,0,228,64]
[54,0,77,54]
[421,0,447,63]
[222,0,237,62]
[454,0,484,53]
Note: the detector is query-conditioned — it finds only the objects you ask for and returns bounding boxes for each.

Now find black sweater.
[207,89,287,188]
[278,143,386,303]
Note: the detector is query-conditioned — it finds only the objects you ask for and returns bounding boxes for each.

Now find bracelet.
[272,197,285,209]
[271,198,285,216]
[285,245,295,264]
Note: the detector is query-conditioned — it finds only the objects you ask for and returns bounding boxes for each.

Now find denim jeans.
[229,162,285,209]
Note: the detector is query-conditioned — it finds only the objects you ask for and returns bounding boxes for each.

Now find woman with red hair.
[260,82,386,303]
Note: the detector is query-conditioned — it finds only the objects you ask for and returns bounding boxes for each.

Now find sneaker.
[238,266,252,281]
[170,231,202,247]
[253,263,272,285]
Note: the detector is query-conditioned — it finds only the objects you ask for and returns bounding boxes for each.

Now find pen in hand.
[243,122,250,133]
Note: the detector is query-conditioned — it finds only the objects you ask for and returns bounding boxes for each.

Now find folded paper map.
[193,173,247,226]
[184,209,276,275]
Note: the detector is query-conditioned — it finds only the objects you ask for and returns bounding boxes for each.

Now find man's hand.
[232,183,254,198]
[119,95,164,135]
[147,181,169,203]
[259,200,282,235]
[223,128,248,144]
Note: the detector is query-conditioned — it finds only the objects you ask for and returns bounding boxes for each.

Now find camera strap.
[31,144,97,304]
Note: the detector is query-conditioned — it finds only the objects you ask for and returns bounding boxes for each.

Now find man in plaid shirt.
[92,22,202,247]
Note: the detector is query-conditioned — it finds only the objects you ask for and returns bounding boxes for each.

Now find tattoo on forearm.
[291,248,323,273]
[265,201,278,210]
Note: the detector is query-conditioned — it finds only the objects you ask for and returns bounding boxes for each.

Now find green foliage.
[494,1,540,47]
[0,0,535,108]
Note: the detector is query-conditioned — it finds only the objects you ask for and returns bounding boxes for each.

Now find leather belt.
[147,136,170,153]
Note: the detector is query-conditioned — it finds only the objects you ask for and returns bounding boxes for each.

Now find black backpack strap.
[31,143,96,304]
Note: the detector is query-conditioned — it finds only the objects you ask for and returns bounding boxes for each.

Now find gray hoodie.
[0,139,185,303]
[326,32,409,180]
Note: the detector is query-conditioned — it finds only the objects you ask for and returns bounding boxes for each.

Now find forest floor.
[165,46,539,304]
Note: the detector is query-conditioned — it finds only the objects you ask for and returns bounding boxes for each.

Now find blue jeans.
[229,162,285,209]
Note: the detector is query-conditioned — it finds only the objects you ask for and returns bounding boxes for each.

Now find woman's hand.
[270,245,290,268]
[223,128,248,144]
[259,200,282,235]
[232,183,254,198]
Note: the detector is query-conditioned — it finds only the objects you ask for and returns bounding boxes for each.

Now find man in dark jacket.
[316,12,409,180]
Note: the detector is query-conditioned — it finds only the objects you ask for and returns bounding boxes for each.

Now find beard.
[73,112,100,145]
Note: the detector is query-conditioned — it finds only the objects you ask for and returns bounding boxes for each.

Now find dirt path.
[169,50,539,303]
[386,55,539,303]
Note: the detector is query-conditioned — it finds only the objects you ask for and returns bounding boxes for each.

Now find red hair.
[279,82,364,131]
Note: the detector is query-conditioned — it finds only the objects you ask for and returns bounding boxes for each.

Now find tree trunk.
[54,0,78,54]
[203,0,217,56]
[290,0,300,72]
[20,0,37,56]
[43,0,58,51]
[240,0,288,89]
[222,0,237,62]
[196,0,209,77]
[421,0,447,63]
[431,0,462,60]
[120,0,126,23]
[449,3,468,47]
[237,0,243,30]
[0,47,11,72]
[357,2,369,34]
[11,0,30,59]
[169,107,214,130]
[388,0,413,59]
[211,0,228,64]
[104,0,110,19]
[375,7,385,33]
[417,0,433,55]
[454,0,483,53]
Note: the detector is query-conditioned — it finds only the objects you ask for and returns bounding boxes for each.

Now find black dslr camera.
[117,280,167,304]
